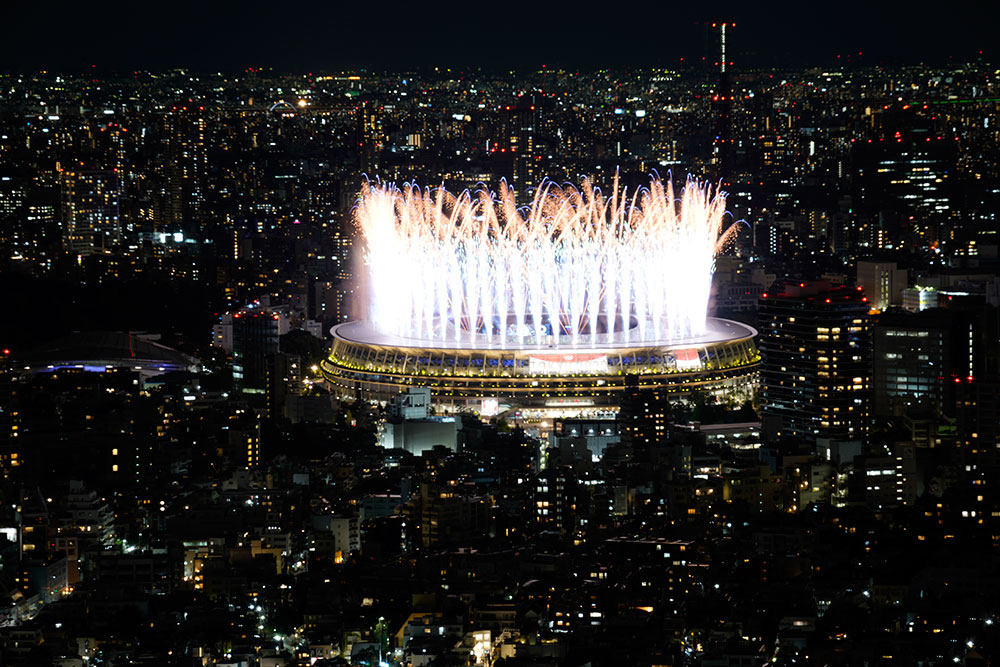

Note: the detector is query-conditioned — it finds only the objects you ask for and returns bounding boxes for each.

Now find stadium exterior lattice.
[320,318,758,414]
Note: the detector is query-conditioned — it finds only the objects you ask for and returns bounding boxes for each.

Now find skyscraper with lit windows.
[498,101,538,200]
[59,169,120,255]
[162,104,207,236]
[759,282,872,444]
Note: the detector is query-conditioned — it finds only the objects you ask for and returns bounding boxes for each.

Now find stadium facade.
[321,318,759,415]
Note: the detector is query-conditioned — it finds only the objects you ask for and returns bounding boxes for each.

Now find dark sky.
[4,0,995,72]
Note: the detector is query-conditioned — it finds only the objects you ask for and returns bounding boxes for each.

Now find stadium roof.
[18,331,199,374]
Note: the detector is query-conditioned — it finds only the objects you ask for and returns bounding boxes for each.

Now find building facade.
[873,310,973,417]
[60,170,120,255]
[760,282,872,443]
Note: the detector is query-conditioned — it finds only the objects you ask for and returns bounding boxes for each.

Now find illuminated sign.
[480,398,500,417]
[673,348,702,370]
[529,353,608,375]
[545,398,596,407]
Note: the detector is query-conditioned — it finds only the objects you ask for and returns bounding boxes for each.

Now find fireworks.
[356,174,737,347]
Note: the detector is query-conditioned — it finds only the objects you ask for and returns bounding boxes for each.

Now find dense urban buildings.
[1,26,1000,667]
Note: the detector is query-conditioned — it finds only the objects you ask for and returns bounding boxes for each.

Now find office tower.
[162,104,207,236]
[232,309,289,395]
[60,169,120,255]
[857,260,907,311]
[855,118,957,222]
[498,101,538,200]
[357,101,384,174]
[760,282,872,443]
[873,309,973,417]
[711,22,733,181]
[309,227,354,325]
[26,201,58,257]
[0,177,27,248]
[318,229,354,324]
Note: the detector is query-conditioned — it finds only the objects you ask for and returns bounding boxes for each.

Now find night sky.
[4,0,996,71]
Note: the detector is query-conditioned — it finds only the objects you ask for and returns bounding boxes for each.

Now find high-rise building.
[0,177,27,248]
[760,282,872,443]
[357,101,384,174]
[312,229,355,324]
[162,104,207,236]
[26,201,58,257]
[498,102,538,200]
[857,260,907,311]
[60,170,120,255]
[872,309,973,417]
[855,119,957,222]
[232,308,289,395]
[710,22,733,182]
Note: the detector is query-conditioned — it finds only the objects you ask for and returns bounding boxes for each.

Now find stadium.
[320,175,760,415]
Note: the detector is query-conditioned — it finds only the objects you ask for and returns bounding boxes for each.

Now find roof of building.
[18,331,199,373]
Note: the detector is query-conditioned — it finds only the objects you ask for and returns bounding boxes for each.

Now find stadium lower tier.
[320,320,759,414]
